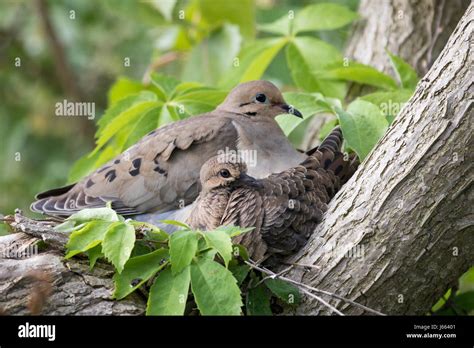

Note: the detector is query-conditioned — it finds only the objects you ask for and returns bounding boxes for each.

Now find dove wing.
[31,114,239,216]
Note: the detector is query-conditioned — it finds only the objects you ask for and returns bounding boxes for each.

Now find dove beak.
[237,173,263,189]
[279,104,303,118]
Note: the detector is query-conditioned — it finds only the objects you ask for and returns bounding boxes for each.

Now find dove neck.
[230,116,307,178]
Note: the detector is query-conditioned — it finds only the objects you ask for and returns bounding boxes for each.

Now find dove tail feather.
[35,183,76,199]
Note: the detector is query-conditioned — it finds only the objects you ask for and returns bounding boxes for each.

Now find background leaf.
[293,3,358,34]
[387,51,419,89]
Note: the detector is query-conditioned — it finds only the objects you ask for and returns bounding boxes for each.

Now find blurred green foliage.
[0,0,472,314]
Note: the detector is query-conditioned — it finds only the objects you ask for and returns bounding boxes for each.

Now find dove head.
[217,80,303,119]
[199,155,262,192]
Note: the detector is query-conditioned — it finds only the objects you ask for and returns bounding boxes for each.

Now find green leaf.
[65,206,120,224]
[286,37,346,99]
[108,78,150,105]
[203,229,233,267]
[293,3,358,34]
[122,106,162,149]
[229,264,250,286]
[65,221,113,258]
[320,62,398,90]
[246,285,272,315]
[147,266,191,315]
[335,100,389,160]
[102,222,136,273]
[190,257,242,315]
[98,91,158,135]
[219,38,286,88]
[214,225,254,238]
[93,100,158,155]
[198,0,255,39]
[159,220,191,229]
[129,220,169,243]
[86,244,103,270]
[258,14,291,36]
[264,278,301,305]
[150,73,181,99]
[276,92,336,136]
[113,248,169,299]
[453,291,474,312]
[240,38,287,83]
[387,51,419,89]
[232,244,250,262]
[182,24,242,85]
[169,230,199,274]
[53,220,83,233]
[360,89,414,123]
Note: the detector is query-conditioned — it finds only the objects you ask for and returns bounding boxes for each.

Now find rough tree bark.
[303,0,470,149]
[286,3,473,315]
[0,214,145,315]
[0,2,472,317]
[346,0,470,77]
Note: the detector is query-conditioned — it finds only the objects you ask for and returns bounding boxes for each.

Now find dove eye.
[255,93,267,103]
[219,169,231,178]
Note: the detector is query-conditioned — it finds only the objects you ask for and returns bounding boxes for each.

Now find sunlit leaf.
[169,230,199,274]
[335,100,389,160]
[102,222,136,273]
[320,62,398,90]
[65,221,113,258]
[147,266,190,315]
[293,3,358,34]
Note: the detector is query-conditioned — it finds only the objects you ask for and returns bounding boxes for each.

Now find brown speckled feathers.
[187,127,359,261]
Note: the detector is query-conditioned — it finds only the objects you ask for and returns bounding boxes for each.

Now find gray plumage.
[186,127,359,261]
[30,81,306,217]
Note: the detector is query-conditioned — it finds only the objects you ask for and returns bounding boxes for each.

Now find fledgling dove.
[186,127,359,261]
[31,80,307,217]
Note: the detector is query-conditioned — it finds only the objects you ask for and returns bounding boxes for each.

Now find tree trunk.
[304,0,470,149]
[285,3,473,315]
[346,0,470,77]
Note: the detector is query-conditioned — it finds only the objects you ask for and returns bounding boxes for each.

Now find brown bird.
[186,127,359,261]
[31,81,307,217]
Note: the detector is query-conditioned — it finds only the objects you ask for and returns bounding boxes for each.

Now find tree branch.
[284,3,474,315]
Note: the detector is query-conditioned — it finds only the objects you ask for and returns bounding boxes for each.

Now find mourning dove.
[31,80,307,217]
[186,127,359,261]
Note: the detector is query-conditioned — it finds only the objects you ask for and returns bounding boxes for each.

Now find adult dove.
[31,81,307,217]
[186,127,359,261]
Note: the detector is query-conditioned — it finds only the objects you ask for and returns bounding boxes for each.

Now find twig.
[281,262,321,271]
[299,287,344,316]
[245,260,386,316]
